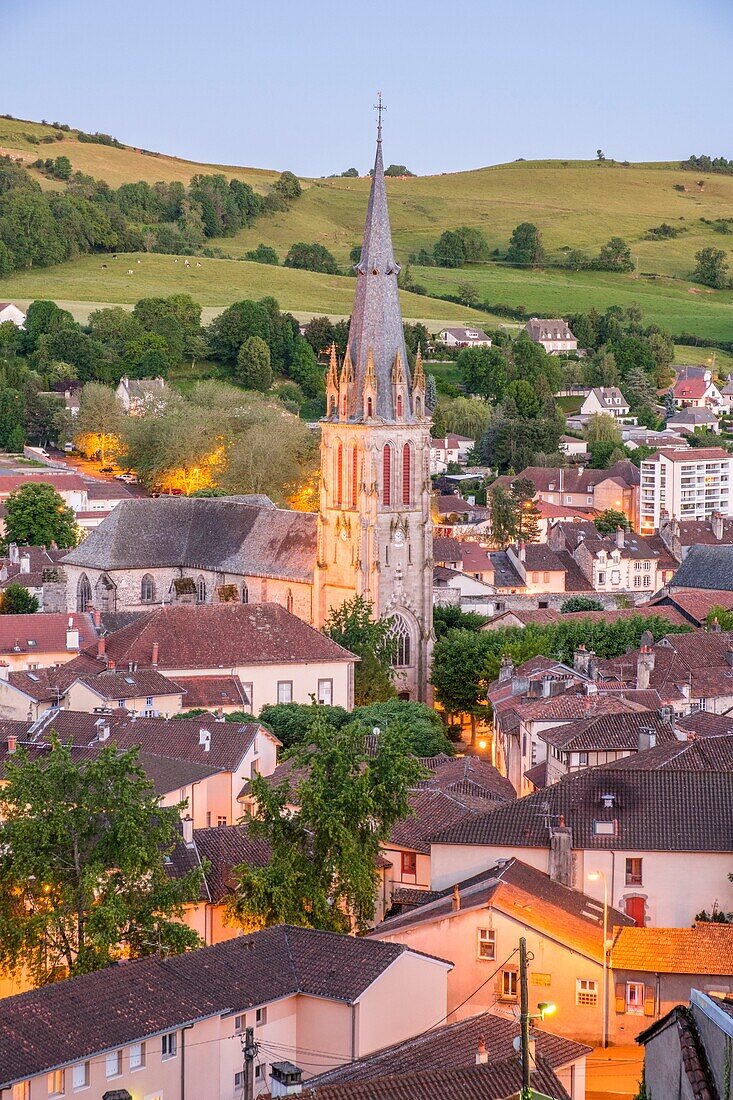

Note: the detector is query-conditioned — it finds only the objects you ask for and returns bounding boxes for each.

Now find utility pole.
[241,1026,258,1100]
[519,936,532,1100]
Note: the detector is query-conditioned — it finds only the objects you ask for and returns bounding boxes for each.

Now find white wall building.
[639,446,733,534]
[0,303,26,328]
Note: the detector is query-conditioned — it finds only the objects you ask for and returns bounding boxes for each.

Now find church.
[62,120,434,700]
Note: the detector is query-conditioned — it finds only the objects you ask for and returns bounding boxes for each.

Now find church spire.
[345,101,412,423]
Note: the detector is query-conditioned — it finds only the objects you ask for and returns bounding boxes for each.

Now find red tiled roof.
[673,377,710,400]
[308,1060,571,1100]
[612,924,733,974]
[73,668,184,701]
[174,676,251,710]
[0,473,87,495]
[0,612,97,656]
[83,603,357,670]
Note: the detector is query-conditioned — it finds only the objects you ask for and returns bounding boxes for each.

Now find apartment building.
[639,447,733,534]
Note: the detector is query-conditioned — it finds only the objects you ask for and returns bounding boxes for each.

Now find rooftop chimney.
[615,526,625,549]
[270,1062,303,1097]
[518,540,526,563]
[199,728,211,752]
[452,884,461,912]
[96,637,105,659]
[19,554,30,574]
[182,815,194,847]
[712,511,724,541]
[636,644,655,690]
[574,644,595,678]
[66,627,80,651]
[108,659,116,671]
[151,641,159,667]
[638,727,657,753]
[498,655,514,683]
[7,735,17,754]
[98,724,110,742]
[476,1037,489,1065]
[92,607,101,629]
[8,543,19,565]
[549,821,572,886]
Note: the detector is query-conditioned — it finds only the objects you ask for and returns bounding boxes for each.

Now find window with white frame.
[277,681,293,704]
[72,1061,89,1089]
[317,678,333,706]
[146,696,153,707]
[106,1050,121,1078]
[477,927,496,960]
[500,970,518,1000]
[626,981,645,1014]
[47,1069,65,1098]
[161,1031,178,1059]
[234,1014,245,1033]
[235,1071,245,1091]
[576,978,598,1006]
[129,1041,146,1069]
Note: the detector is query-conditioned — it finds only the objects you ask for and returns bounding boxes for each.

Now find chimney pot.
[151,641,159,667]
[476,1037,488,1065]
[97,637,105,658]
[92,607,101,628]
[7,735,17,754]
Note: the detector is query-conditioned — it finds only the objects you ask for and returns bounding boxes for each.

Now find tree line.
[0,154,303,275]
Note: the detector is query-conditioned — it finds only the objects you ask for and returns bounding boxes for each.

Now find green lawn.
[0,253,492,326]
[673,343,733,374]
[414,263,733,342]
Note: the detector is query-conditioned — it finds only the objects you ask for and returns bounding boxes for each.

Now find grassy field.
[2,116,733,340]
[673,343,733,373]
[0,253,492,326]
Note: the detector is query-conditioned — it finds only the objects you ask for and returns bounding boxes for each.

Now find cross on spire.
[374,92,385,142]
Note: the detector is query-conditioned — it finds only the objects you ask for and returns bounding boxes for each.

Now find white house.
[429,433,474,474]
[559,435,588,457]
[438,327,491,348]
[525,317,578,354]
[580,387,631,419]
[0,303,26,329]
[672,368,724,411]
[115,375,169,415]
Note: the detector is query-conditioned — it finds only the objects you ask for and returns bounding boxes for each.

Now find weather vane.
[374,92,385,141]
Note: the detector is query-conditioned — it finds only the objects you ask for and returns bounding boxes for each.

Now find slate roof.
[373,857,631,960]
[489,551,525,589]
[0,611,97,656]
[0,926,450,1086]
[308,1007,589,1090]
[80,603,357,670]
[585,385,630,410]
[433,768,733,851]
[671,546,733,593]
[612,924,733,975]
[61,497,317,582]
[307,1060,570,1100]
[526,317,576,343]
[346,132,412,422]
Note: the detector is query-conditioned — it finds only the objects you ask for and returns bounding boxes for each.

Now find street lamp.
[588,869,609,1048]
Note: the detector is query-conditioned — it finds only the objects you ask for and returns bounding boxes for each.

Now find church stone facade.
[61,124,434,700]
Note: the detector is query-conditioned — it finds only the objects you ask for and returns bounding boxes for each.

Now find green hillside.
[1,117,732,338]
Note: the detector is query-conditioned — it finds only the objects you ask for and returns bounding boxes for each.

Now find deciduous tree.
[4,482,79,548]
[323,595,396,705]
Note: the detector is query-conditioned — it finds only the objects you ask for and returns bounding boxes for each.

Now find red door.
[626,896,646,926]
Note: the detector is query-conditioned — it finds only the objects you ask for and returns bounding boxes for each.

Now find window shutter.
[615,982,626,1013]
[644,986,655,1016]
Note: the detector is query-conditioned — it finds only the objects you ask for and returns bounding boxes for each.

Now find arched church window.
[389,615,412,668]
[242,583,249,604]
[77,573,92,613]
[396,394,403,418]
[402,443,412,505]
[336,443,344,506]
[352,448,358,506]
[382,445,392,506]
[286,589,294,613]
[141,573,155,603]
[366,397,373,418]
[196,575,206,603]
[329,396,337,417]
[415,396,422,417]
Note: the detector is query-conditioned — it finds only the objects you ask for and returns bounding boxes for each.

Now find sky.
[2,0,732,177]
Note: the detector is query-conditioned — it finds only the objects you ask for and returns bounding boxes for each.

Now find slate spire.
[347,111,412,423]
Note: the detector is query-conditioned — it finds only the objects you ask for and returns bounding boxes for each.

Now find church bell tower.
[317,100,433,700]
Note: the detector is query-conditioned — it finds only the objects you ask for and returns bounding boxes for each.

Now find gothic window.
[242,583,249,604]
[415,396,422,417]
[390,615,412,667]
[396,394,403,418]
[367,397,373,418]
[77,573,92,612]
[329,396,337,417]
[336,443,343,506]
[286,589,294,613]
[352,447,358,506]
[402,443,412,505]
[141,573,155,603]
[196,575,206,603]
[382,444,392,506]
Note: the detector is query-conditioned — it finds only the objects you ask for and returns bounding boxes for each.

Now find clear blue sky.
[2,0,732,177]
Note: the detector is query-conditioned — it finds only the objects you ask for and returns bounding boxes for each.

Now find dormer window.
[593,820,617,836]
